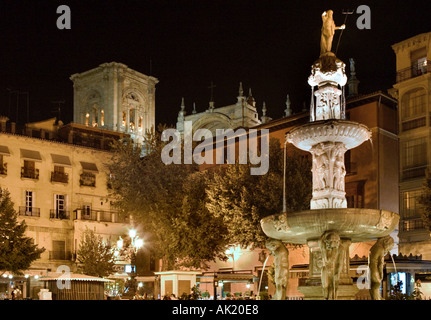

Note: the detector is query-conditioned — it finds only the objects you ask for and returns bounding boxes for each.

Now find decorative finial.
[347,58,360,97]
[247,88,256,107]
[239,82,244,97]
[181,97,185,111]
[284,94,292,117]
[261,102,272,124]
[192,102,197,114]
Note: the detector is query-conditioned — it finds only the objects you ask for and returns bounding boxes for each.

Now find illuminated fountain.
[260,10,399,300]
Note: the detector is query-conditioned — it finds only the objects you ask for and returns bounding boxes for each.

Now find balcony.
[50,209,70,220]
[49,251,72,261]
[402,165,427,181]
[74,209,129,224]
[19,206,40,217]
[21,167,39,180]
[51,171,69,184]
[0,163,7,175]
[396,61,431,83]
[80,172,96,187]
[401,218,426,232]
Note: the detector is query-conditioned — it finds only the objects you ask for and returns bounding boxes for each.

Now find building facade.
[391,32,431,257]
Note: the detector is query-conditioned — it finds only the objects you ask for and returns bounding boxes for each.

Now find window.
[51,165,68,183]
[401,88,426,120]
[85,113,90,126]
[0,155,6,175]
[21,160,39,179]
[92,106,98,127]
[129,108,135,131]
[122,111,127,127]
[101,110,104,126]
[51,194,68,219]
[25,190,34,211]
[345,181,365,208]
[19,190,39,217]
[50,240,66,260]
[402,190,422,219]
[402,137,427,179]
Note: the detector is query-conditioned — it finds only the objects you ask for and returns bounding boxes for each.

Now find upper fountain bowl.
[286,120,372,151]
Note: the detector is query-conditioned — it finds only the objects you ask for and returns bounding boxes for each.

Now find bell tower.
[70,62,158,145]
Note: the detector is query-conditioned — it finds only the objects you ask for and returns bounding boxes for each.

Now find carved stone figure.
[320,10,345,55]
[312,144,329,190]
[369,236,394,300]
[333,145,346,191]
[266,239,289,300]
[319,230,343,299]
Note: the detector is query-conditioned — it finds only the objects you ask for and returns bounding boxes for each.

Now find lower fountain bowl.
[260,208,399,244]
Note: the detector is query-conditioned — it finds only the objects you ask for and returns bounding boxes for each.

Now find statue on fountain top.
[320,10,345,56]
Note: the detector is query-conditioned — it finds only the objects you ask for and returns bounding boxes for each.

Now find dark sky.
[0,0,430,127]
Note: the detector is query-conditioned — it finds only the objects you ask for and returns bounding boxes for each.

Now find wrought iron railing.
[396,61,431,83]
[0,163,7,175]
[79,172,96,187]
[50,209,70,220]
[21,167,39,180]
[51,171,69,183]
[19,206,40,217]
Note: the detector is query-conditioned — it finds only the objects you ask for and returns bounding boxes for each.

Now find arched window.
[100,110,104,127]
[92,106,98,127]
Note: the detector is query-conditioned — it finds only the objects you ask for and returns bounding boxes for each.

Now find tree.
[77,227,117,277]
[0,188,45,275]
[418,177,431,231]
[206,138,312,249]
[108,125,229,270]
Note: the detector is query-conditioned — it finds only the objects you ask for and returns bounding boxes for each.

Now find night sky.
[0,0,430,127]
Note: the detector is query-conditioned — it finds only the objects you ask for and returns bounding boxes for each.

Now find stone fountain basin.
[285,120,372,151]
[260,208,399,244]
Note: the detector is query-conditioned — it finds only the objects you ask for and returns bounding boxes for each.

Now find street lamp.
[128,229,144,297]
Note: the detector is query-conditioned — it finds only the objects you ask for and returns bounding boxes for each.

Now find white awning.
[80,161,98,172]
[51,154,72,166]
[20,149,42,161]
[0,145,10,156]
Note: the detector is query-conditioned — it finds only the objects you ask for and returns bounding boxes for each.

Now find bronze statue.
[369,236,394,300]
[266,238,289,300]
[319,230,343,299]
[320,10,345,55]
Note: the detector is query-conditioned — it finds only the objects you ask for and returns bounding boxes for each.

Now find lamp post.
[129,229,144,297]
[117,229,144,298]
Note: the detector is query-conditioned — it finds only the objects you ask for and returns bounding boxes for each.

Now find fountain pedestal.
[297,239,358,300]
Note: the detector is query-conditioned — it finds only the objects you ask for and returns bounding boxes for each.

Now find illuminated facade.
[391,32,431,257]
[176,83,261,135]
[70,62,158,146]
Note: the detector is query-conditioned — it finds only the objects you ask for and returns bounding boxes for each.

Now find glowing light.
[135,238,144,249]
[129,229,137,239]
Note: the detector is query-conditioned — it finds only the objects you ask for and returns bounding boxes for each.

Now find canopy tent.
[40,272,113,300]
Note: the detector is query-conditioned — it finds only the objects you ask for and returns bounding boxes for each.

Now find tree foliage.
[77,227,117,278]
[108,125,229,270]
[418,177,431,231]
[0,188,45,275]
[206,138,312,249]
